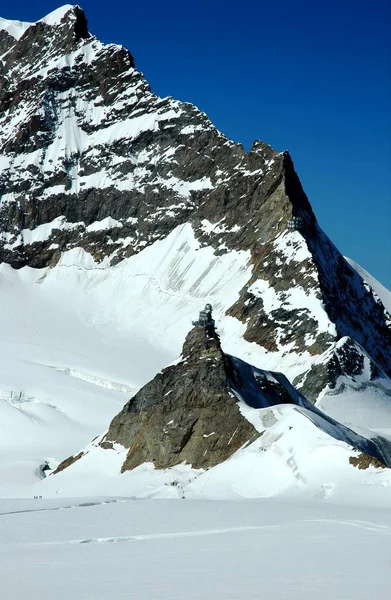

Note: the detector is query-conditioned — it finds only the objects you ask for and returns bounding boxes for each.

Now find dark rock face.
[101,327,259,471]
[53,451,83,475]
[1,5,390,401]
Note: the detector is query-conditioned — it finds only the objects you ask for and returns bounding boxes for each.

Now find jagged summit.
[0,5,86,40]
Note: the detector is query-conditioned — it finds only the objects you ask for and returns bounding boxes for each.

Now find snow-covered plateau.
[1,5,391,599]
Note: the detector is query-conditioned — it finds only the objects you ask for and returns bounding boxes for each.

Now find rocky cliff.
[0,5,390,404]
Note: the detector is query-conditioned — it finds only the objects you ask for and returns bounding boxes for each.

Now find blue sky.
[4,1,391,287]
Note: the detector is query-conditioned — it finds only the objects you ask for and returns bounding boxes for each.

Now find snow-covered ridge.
[40,5,80,27]
[0,5,79,40]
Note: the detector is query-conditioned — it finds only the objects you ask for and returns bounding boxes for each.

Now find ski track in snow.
[1,500,390,600]
[0,499,123,517]
[5,518,390,548]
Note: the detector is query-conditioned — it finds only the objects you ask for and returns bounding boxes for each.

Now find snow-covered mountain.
[0,5,390,500]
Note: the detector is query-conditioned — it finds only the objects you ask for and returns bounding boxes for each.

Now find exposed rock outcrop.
[349,453,386,470]
[99,326,260,471]
[54,323,391,475]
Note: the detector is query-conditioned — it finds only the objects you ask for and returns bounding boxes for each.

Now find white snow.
[39,5,77,26]
[201,218,241,235]
[247,277,335,343]
[1,496,390,600]
[274,229,313,264]
[180,124,206,134]
[0,223,254,495]
[85,216,122,232]
[318,382,391,442]
[2,216,82,248]
[0,5,76,41]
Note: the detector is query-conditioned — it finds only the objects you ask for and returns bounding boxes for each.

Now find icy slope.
[347,256,391,314]
[0,17,31,40]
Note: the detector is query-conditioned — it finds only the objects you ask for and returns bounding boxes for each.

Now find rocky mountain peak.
[64,5,89,41]
[0,6,91,84]
[181,322,222,361]
[0,5,89,42]
[249,139,278,162]
[0,4,390,408]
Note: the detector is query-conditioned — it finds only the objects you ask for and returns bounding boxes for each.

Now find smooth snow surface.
[39,5,77,26]
[318,383,391,442]
[1,497,390,600]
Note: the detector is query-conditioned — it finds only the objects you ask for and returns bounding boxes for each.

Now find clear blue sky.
[3,1,391,287]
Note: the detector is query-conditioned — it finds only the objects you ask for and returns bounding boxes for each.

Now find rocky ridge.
[55,323,391,475]
[0,5,390,403]
[57,325,260,472]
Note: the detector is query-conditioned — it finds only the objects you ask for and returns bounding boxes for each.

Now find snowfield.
[1,496,390,600]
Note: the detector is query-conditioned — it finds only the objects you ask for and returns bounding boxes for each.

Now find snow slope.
[0,17,31,40]
[1,221,391,501]
[0,224,253,495]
